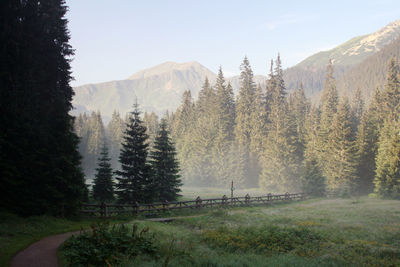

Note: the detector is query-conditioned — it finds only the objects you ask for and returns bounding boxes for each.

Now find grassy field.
[0,212,128,267]
[111,197,400,266]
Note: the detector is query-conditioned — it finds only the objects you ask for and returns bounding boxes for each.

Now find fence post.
[245,194,250,205]
[285,192,290,201]
[163,200,169,211]
[196,196,202,209]
[222,195,228,207]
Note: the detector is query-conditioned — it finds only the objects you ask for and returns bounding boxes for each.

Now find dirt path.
[10,231,81,267]
[9,215,203,267]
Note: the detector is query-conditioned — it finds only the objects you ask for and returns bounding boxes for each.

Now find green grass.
[114,197,400,266]
[0,212,129,267]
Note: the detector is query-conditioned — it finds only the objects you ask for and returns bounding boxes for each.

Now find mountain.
[72,61,216,120]
[72,61,266,120]
[284,19,400,98]
[72,20,400,118]
[337,36,400,100]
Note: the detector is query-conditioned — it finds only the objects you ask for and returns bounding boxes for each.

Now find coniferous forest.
[76,55,400,199]
[3,1,400,267]
[2,0,400,216]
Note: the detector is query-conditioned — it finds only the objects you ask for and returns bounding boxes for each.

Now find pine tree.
[85,111,106,178]
[0,0,86,215]
[115,103,152,204]
[143,111,160,149]
[302,105,326,195]
[260,55,301,192]
[213,68,236,186]
[318,60,339,178]
[374,117,400,198]
[351,87,364,132]
[288,83,310,162]
[150,119,182,201]
[373,57,400,198]
[325,97,359,195]
[92,143,115,202]
[356,111,378,194]
[107,111,125,171]
[197,77,215,116]
[301,156,326,196]
[234,56,257,186]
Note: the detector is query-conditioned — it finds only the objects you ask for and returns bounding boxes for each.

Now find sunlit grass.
[120,197,400,266]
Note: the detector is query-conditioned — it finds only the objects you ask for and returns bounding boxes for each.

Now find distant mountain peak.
[297,19,400,68]
[128,61,213,80]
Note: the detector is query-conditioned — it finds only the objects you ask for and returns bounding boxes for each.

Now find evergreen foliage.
[115,103,152,204]
[373,58,400,198]
[92,143,115,202]
[235,57,258,187]
[260,56,302,192]
[74,56,400,200]
[325,98,359,195]
[150,119,182,201]
[374,118,400,198]
[0,0,86,216]
[106,111,125,171]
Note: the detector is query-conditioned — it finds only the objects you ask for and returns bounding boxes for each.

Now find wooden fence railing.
[80,193,306,217]
[80,192,307,217]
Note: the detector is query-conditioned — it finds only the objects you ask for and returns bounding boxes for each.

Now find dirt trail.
[10,215,203,267]
[10,231,81,267]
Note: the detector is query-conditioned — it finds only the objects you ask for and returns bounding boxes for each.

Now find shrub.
[203,224,324,256]
[62,222,157,266]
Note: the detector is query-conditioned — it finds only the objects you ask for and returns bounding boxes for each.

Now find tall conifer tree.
[92,143,115,202]
[0,0,86,215]
[325,98,359,195]
[373,57,400,198]
[115,103,152,203]
[150,119,182,201]
[235,57,257,186]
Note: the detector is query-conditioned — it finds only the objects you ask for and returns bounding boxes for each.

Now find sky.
[66,0,400,86]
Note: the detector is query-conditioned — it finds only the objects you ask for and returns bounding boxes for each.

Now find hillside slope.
[284,19,400,97]
[72,62,266,119]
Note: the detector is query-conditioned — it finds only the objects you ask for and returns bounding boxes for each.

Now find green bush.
[203,224,324,256]
[62,222,157,266]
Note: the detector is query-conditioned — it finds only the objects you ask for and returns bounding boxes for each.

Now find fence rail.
[80,192,307,217]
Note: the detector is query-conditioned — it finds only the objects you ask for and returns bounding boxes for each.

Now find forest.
[2,1,400,266]
[77,55,400,198]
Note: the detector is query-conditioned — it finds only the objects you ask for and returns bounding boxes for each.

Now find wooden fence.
[80,192,307,217]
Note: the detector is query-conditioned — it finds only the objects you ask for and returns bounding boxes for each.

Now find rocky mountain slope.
[284,19,400,97]
[72,20,400,118]
[72,62,266,120]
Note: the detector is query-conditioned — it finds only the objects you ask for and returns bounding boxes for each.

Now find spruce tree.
[302,105,326,195]
[318,60,339,178]
[115,103,152,204]
[301,156,326,197]
[351,87,364,132]
[234,56,257,186]
[325,97,359,195]
[150,119,182,201]
[260,55,301,192]
[92,143,115,202]
[107,111,125,171]
[0,0,86,215]
[356,111,377,194]
[213,68,236,186]
[374,117,400,198]
[373,57,400,198]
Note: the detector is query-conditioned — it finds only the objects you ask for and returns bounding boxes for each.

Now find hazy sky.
[66,0,400,86]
